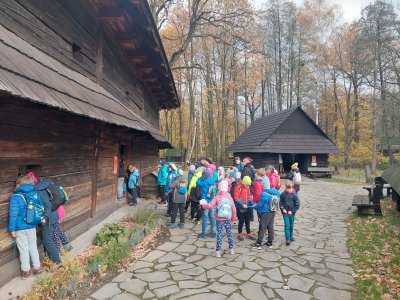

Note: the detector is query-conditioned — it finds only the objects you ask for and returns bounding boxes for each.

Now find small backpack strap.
[14,193,27,205]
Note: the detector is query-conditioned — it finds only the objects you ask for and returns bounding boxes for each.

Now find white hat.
[218,180,229,192]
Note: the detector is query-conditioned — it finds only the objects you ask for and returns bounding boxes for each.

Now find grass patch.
[347,197,400,299]
[129,206,159,227]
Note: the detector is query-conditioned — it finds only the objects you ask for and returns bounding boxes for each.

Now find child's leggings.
[216,220,234,251]
[53,223,70,250]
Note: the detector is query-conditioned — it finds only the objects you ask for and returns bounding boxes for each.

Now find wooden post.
[91,122,100,217]
[96,23,104,84]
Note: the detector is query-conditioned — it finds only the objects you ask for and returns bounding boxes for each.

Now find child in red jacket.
[234,176,254,241]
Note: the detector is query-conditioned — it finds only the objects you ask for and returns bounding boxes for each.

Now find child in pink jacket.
[201,180,237,257]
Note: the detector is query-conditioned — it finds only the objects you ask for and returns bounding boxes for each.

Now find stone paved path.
[89,180,361,300]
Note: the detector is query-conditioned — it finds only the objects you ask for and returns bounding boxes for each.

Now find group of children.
[159,157,301,257]
[8,173,72,279]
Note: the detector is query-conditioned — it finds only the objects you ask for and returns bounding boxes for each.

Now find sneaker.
[63,243,73,252]
[128,202,134,206]
[192,218,196,223]
[197,233,206,239]
[229,248,236,255]
[286,240,291,246]
[196,220,201,225]
[178,223,185,229]
[290,237,295,242]
[237,234,244,241]
[33,268,43,276]
[246,234,256,240]
[167,223,177,229]
[213,250,221,258]
[209,233,216,238]
[265,241,273,248]
[251,243,262,250]
[165,213,171,217]
[21,270,31,280]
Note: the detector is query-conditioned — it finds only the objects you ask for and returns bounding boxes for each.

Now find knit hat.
[291,163,298,170]
[236,172,241,179]
[176,169,183,176]
[160,159,166,166]
[189,165,196,172]
[197,166,205,173]
[219,180,228,192]
[202,169,211,179]
[242,176,251,186]
[262,176,271,189]
[229,171,237,179]
[170,163,177,171]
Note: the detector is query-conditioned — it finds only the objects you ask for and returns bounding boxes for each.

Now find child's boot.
[237,233,244,241]
[178,223,185,229]
[63,243,73,252]
[213,250,221,258]
[246,233,256,240]
[168,223,177,229]
[229,248,235,255]
[210,232,216,238]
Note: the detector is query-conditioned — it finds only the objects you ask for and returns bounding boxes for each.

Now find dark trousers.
[158,185,166,201]
[42,223,61,264]
[190,200,202,221]
[129,188,138,205]
[185,198,190,211]
[171,202,185,224]
[248,208,254,221]
[167,192,173,214]
[257,212,275,244]
[53,222,70,250]
[237,209,250,234]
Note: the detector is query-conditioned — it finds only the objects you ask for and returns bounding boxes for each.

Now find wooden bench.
[352,185,383,216]
[363,184,392,198]
[307,167,334,178]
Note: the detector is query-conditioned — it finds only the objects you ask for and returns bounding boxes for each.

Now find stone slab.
[91,283,121,300]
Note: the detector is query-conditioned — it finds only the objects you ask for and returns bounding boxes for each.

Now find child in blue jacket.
[251,182,281,249]
[196,169,217,238]
[8,175,44,279]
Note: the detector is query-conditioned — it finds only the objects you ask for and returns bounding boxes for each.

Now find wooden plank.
[91,123,100,217]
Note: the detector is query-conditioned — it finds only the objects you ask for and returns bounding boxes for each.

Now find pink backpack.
[57,205,66,223]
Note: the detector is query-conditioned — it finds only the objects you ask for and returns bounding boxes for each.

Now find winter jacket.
[128,170,140,190]
[280,191,300,215]
[157,164,168,186]
[187,170,195,189]
[35,179,59,225]
[252,180,263,203]
[254,189,281,214]
[8,184,43,232]
[169,176,187,204]
[196,176,216,202]
[202,193,237,221]
[229,179,238,199]
[233,182,253,208]
[233,162,244,173]
[188,171,202,195]
[165,170,176,194]
[241,163,255,181]
[268,172,281,189]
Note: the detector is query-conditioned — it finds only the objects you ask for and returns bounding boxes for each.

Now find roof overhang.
[87,0,180,109]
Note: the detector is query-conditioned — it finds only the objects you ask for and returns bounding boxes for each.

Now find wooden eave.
[87,0,180,109]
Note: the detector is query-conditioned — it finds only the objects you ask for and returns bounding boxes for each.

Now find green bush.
[93,223,131,246]
[88,240,130,275]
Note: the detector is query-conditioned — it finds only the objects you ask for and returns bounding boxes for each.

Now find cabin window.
[72,42,83,61]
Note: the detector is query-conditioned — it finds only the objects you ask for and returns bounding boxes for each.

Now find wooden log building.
[0,0,179,285]
[228,107,339,174]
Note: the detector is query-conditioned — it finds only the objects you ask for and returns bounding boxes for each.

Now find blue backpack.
[207,185,217,199]
[16,191,44,225]
[217,197,233,219]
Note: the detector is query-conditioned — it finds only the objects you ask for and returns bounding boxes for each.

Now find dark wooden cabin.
[228,107,338,174]
[0,0,179,286]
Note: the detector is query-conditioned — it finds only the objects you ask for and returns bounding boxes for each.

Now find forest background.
[149,0,400,176]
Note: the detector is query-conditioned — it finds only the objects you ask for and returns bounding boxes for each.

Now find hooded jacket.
[233,182,253,208]
[206,163,216,178]
[128,169,140,190]
[252,179,263,203]
[157,164,168,185]
[187,170,195,189]
[241,163,256,182]
[201,193,237,221]
[196,176,216,203]
[268,172,281,189]
[254,188,281,213]
[169,176,187,203]
[8,184,43,232]
[35,179,59,225]
[188,171,202,195]
[165,169,176,194]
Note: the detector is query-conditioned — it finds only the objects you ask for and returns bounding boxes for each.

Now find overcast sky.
[253,0,373,24]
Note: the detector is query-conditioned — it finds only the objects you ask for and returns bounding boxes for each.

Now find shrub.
[93,223,132,246]
[130,206,159,227]
[88,240,130,275]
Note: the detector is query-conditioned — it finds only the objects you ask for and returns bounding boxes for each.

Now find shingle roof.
[228,106,338,154]
[381,164,400,194]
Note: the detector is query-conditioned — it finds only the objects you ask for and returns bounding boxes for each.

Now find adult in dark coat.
[241,157,255,182]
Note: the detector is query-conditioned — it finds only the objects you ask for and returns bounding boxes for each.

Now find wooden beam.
[115,32,140,44]
[98,7,124,20]
[96,23,104,83]
[90,122,100,218]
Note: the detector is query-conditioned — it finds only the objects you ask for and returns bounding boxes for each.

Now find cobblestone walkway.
[89,180,361,300]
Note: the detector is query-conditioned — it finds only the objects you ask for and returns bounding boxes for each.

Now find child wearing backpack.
[8,175,44,279]
[127,164,140,206]
[251,180,281,249]
[200,180,236,257]
[233,176,255,241]
[196,169,217,239]
[280,180,300,245]
[168,169,187,229]
[288,163,301,193]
